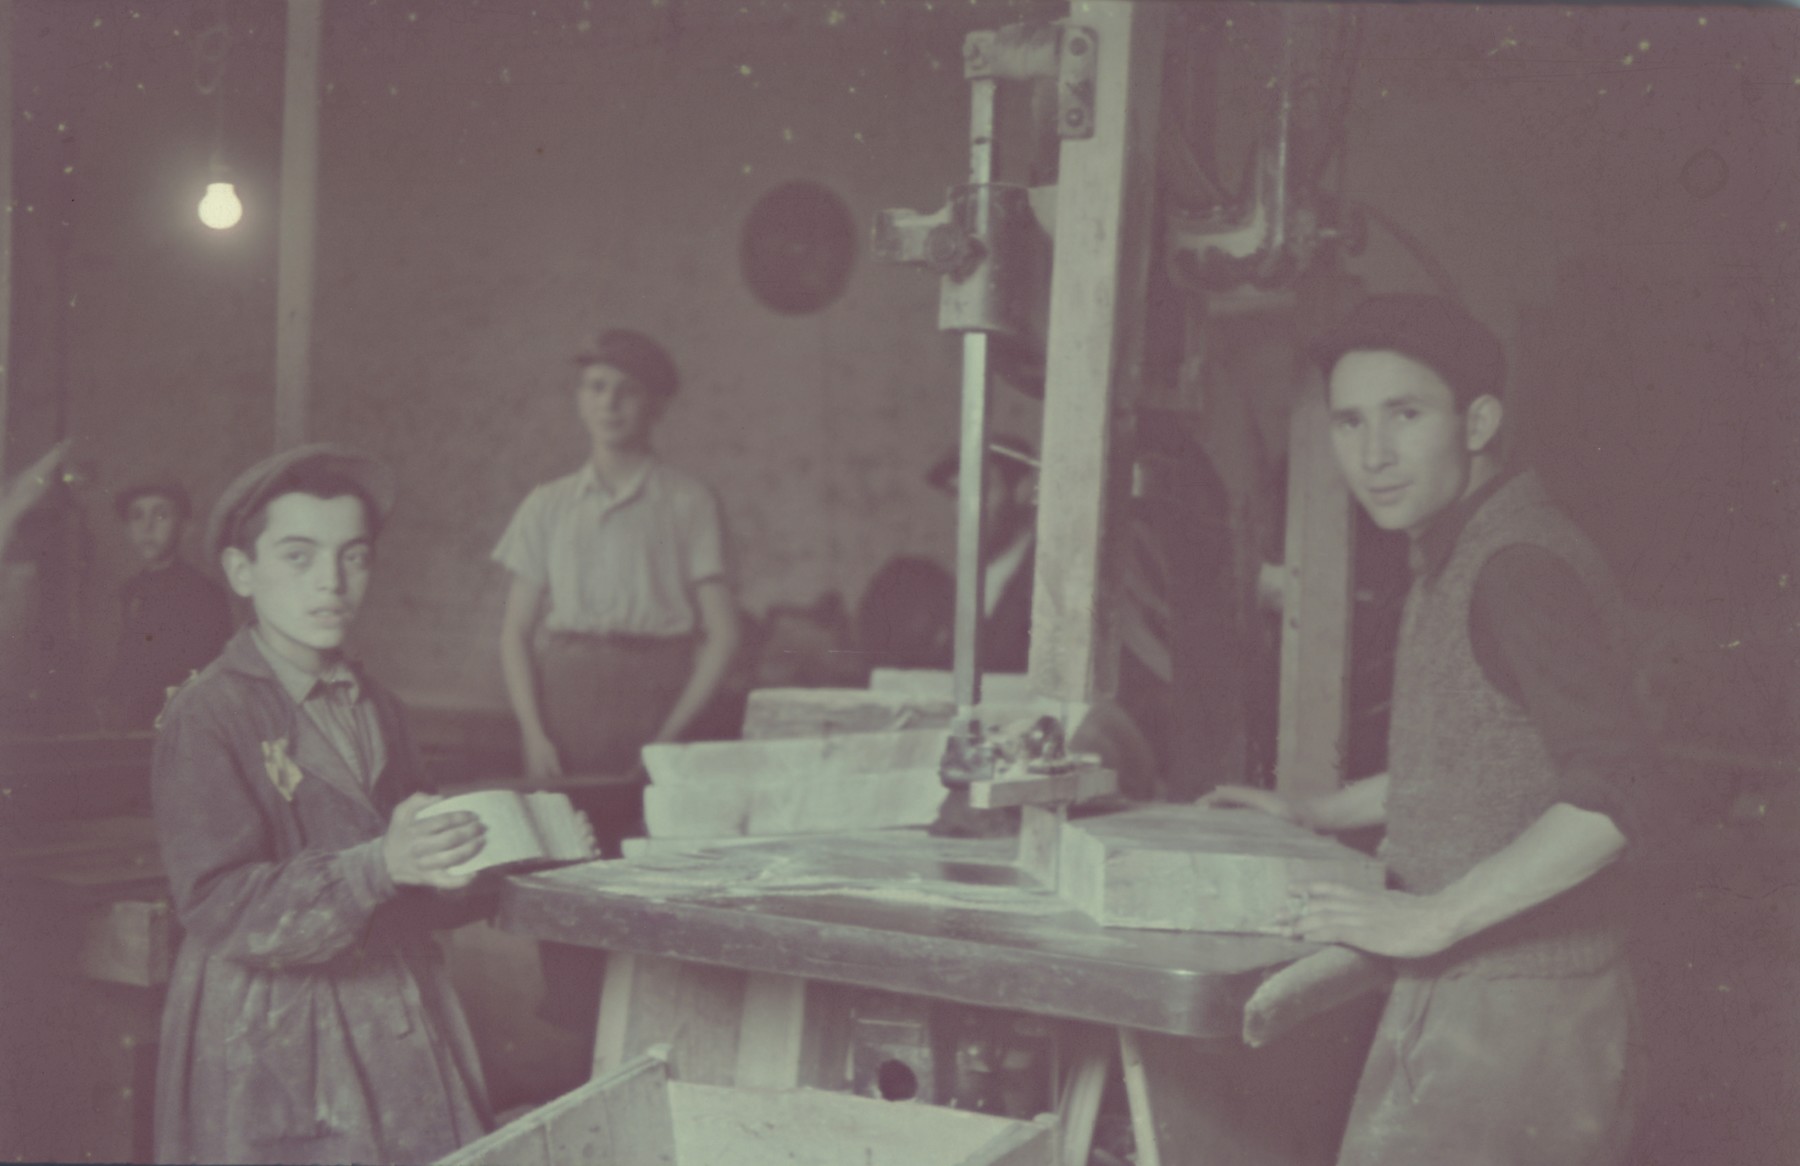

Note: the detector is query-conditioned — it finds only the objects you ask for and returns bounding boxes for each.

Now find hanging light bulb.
[193,9,240,231]
[198,180,242,230]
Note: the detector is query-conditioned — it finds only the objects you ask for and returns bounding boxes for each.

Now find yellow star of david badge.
[262,737,305,802]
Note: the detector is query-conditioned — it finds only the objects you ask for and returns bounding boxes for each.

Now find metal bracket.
[961,22,1097,140]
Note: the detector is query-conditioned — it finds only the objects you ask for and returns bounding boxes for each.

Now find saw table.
[500,828,1373,1166]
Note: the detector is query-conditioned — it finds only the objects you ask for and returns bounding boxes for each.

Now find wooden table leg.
[1118,1027,1162,1166]
[1057,1038,1111,1166]
[734,972,809,1088]
[591,953,746,1084]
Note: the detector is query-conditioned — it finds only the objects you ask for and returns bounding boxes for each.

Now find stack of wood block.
[639,672,1088,843]
[1045,805,1384,935]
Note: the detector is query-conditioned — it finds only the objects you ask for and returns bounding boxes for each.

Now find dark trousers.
[534,632,693,1036]
[1335,962,1642,1166]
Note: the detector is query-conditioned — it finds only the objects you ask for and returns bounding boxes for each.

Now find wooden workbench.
[500,829,1373,1166]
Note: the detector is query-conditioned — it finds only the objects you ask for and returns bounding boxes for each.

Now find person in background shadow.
[98,477,232,730]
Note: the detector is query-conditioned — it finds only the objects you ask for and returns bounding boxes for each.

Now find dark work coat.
[105,559,233,728]
[151,628,492,1166]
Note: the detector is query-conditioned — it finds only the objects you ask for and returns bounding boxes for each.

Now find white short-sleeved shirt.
[491,460,727,636]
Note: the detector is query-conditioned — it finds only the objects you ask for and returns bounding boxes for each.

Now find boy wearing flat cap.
[98,477,232,729]
[493,329,740,1039]
[151,444,494,1165]
[1209,293,1656,1165]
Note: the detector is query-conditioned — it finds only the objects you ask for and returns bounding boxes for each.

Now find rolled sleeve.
[682,484,728,588]
[491,487,550,583]
[1470,545,1654,843]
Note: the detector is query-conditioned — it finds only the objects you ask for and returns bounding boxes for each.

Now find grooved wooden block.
[1057,806,1384,935]
[641,731,950,839]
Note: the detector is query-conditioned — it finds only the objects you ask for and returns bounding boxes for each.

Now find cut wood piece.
[1056,806,1383,935]
[967,765,1117,810]
[741,688,956,740]
[741,687,1091,742]
[641,730,948,838]
[868,669,1034,702]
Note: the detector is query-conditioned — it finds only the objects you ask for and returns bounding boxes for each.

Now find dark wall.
[9,0,1054,703]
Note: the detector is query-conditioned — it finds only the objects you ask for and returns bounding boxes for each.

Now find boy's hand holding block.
[385,793,489,889]
[416,789,600,878]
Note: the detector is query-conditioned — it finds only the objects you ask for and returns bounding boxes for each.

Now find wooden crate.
[439,1047,1057,1166]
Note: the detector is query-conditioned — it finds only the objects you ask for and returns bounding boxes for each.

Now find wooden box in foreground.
[438,1048,1057,1166]
[1057,806,1384,934]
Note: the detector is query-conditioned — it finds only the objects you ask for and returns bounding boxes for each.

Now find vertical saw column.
[1028,0,1168,705]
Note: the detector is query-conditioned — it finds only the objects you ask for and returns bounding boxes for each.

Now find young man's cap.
[114,477,193,523]
[206,443,397,561]
[927,434,1039,494]
[573,328,678,399]
[1309,293,1506,405]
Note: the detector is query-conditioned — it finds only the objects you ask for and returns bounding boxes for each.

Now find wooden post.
[274,0,321,449]
[1274,388,1353,798]
[0,0,11,481]
[1028,0,1168,703]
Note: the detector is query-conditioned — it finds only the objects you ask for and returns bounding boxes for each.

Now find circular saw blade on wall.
[740,180,857,315]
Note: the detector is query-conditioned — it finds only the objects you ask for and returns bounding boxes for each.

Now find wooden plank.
[642,730,950,839]
[438,1048,677,1166]
[643,729,945,783]
[667,1082,1054,1166]
[869,670,1035,702]
[967,765,1117,810]
[274,0,322,447]
[741,688,957,740]
[1057,806,1382,934]
[591,954,745,1086]
[643,770,946,839]
[1275,388,1354,799]
[1028,0,1168,704]
[0,0,12,480]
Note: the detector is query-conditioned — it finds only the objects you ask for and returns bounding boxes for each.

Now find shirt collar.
[1410,463,1521,581]
[250,626,362,705]
[576,458,655,508]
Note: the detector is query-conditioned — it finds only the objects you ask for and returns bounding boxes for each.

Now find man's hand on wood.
[384,793,486,889]
[1280,882,1460,960]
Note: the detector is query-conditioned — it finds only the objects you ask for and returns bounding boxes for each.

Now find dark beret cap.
[114,477,193,522]
[206,443,397,561]
[574,328,679,399]
[1309,293,1506,405]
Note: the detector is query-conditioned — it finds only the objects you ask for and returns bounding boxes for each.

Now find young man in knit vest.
[1211,293,1652,1165]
